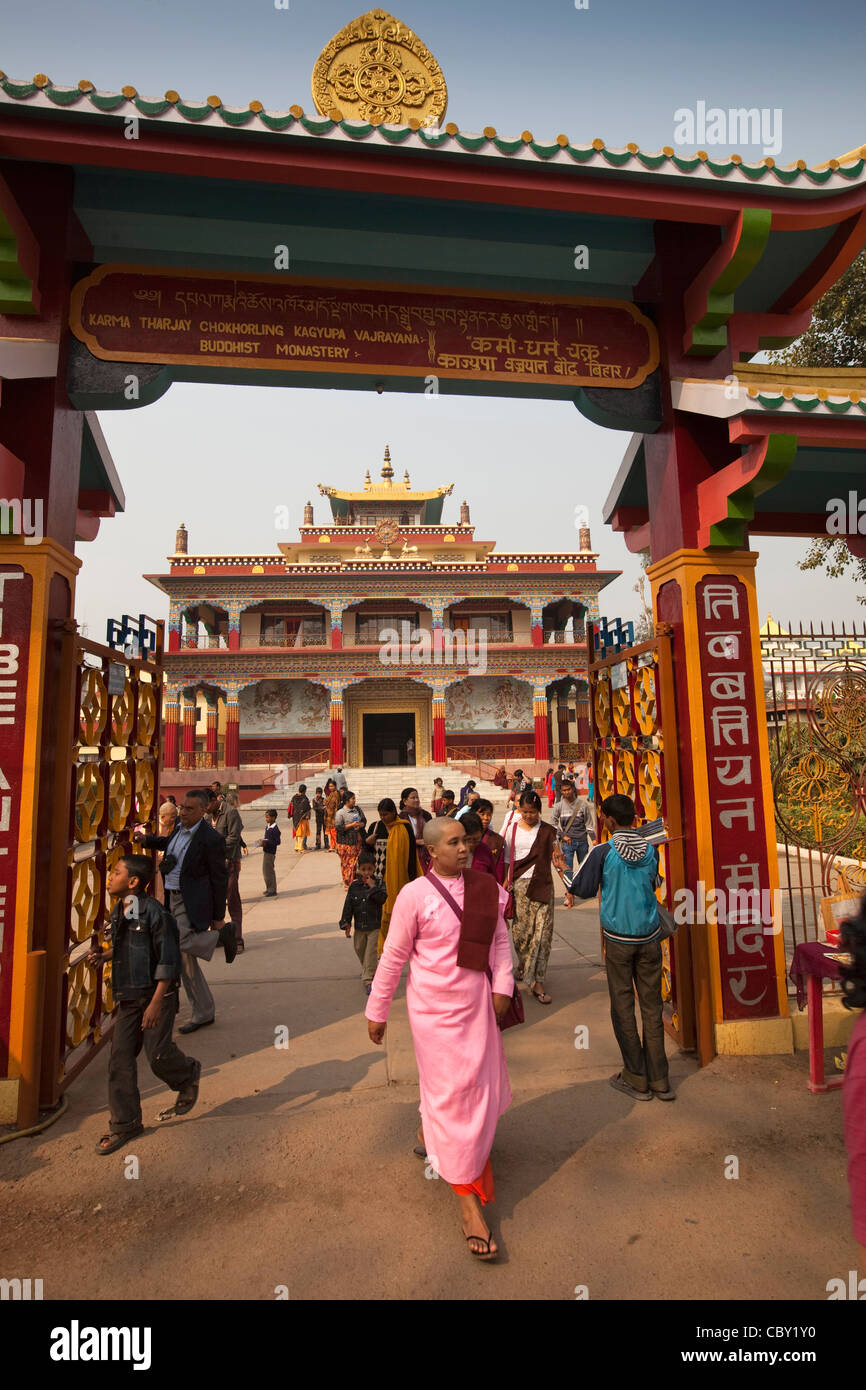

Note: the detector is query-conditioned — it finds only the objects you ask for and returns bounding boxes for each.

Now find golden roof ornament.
[381,443,394,481]
[312,8,447,128]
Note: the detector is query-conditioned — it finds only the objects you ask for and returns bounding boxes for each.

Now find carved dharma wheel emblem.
[312,9,448,128]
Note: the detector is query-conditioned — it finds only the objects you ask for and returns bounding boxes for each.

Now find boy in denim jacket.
[87,855,201,1153]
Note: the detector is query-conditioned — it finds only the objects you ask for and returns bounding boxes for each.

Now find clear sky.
[3,0,864,636]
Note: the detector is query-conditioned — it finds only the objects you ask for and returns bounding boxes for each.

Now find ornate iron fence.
[765,620,866,957]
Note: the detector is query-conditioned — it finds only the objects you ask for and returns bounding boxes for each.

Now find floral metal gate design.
[51,629,164,1092]
[587,626,693,1051]
[765,621,866,955]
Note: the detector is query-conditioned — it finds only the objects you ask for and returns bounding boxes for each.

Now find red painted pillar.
[168,628,180,653]
[533,695,549,762]
[225,698,240,767]
[228,628,240,651]
[330,697,344,766]
[531,623,544,648]
[205,704,218,768]
[330,623,342,650]
[164,697,180,770]
[181,694,197,769]
[432,695,446,763]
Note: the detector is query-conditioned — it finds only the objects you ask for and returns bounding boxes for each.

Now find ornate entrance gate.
[587,625,697,1055]
[41,627,164,1105]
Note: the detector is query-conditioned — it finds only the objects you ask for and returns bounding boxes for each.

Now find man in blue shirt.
[568,793,673,1102]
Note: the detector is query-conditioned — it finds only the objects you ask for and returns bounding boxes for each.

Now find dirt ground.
[1,809,858,1301]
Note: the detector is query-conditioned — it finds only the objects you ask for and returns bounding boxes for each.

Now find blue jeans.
[561,838,589,878]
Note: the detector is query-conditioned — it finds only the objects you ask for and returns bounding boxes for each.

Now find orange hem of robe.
[451,1157,494,1205]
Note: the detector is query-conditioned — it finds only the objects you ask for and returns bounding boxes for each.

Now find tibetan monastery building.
[147,447,618,769]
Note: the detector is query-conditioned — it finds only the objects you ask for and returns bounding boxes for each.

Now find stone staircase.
[249,763,512,813]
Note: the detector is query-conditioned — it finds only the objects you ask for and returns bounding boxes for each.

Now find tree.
[771,250,866,369]
[769,250,866,596]
[633,548,654,640]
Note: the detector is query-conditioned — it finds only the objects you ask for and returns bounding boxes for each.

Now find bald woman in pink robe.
[366,815,514,1259]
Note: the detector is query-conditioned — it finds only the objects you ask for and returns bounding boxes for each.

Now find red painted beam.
[771,210,866,314]
[3,114,866,232]
[729,415,866,448]
[749,511,838,536]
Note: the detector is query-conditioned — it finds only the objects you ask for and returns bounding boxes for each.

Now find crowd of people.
[84,764,866,1273]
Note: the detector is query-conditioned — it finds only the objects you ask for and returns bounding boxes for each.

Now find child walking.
[339,851,387,995]
[87,854,201,1153]
[257,809,281,896]
[568,794,674,1101]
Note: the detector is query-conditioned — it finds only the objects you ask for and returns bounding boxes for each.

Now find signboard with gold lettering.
[69,267,659,390]
[696,576,780,1021]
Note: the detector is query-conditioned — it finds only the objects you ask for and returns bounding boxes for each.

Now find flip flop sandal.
[531,986,552,1005]
[463,1228,497,1260]
[96,1126,142,1155]
[609,1072,652,1101]
[161,1061,201,1117]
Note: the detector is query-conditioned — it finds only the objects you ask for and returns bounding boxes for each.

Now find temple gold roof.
[317,445,453,503]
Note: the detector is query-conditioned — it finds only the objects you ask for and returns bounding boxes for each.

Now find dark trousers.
[108,990,197,1134]
[314,813,325,847]
[604,937,669,1092]
[227,858,243,941]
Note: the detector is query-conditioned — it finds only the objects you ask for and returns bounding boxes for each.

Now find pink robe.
[365,873,514,1186]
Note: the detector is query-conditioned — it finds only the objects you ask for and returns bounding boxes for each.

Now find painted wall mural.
[445,676,532,731]
[239,680,329,734]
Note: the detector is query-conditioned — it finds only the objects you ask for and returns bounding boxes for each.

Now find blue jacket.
[108,894,182,999]
[569,836,660,944]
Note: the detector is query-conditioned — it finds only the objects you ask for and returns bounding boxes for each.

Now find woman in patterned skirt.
[335,792,366,887]
[323,778,339,852]
[501,790,565,1005]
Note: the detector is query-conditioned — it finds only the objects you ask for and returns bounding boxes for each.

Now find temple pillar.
[163,694,180,770]
[330,699,344,766]
[329,601,343,650]
[168,601,182,653]
[205,698,218,769]
[649,550,789,1056]
[529,600,544,648]
[180,692,197,769]
[224,696,240,767]
[227,601,242,651]
[432,695,447,763]
[532,687,549,761]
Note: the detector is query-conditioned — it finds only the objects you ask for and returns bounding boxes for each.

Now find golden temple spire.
[381,444,394,482]
[363,469,372,489]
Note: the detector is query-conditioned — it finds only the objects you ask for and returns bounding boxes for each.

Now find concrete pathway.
[0,808,857,1300]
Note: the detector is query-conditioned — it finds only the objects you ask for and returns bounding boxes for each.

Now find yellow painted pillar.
[649,549,790,1056]
[0,539,80,1125]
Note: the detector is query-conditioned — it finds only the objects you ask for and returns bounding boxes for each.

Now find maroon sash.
[426,869,524,1030]
[427,869,499,971]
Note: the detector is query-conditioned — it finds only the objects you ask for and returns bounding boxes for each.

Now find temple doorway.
[363,712,416,767]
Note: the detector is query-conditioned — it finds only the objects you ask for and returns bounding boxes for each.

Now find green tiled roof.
[2,71,865,190]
